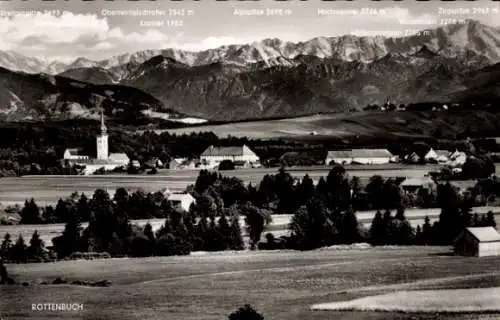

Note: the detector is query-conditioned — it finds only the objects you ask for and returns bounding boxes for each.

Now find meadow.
[3,247,500,320]
[0,165,440,207]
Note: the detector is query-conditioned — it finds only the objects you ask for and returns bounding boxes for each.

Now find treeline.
[2,166,498,262]
[3,119,500,177]
[0,187,272,261]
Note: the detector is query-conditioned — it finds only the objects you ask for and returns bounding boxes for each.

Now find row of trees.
[3,166,499,261]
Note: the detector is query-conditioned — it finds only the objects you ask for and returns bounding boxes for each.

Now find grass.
[311,287,500,313]
[159,110,500,141]
[2,247,500,320]
[0,166,439,205]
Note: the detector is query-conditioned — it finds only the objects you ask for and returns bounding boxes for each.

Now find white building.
[62,111,130,174]
[63,148,90,161]
[447,150,467,167]
[325,149,393,165]
[424,148,450,163]
[108,153,130,166]
[165,192,196,212]
[200,145,259,165]
[454,227,500,257]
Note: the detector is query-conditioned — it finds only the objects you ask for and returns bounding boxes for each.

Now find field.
[156,114,354,139]
[0,165,440,207]
[3,247,500,319]
[156,111,500,141]
[2,206,499,248]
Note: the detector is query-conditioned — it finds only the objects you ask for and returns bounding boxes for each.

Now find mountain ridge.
[2,20,500,75]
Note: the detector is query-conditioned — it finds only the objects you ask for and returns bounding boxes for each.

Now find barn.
[325,149,393,165]
[200,145,259,165]
[454,227,500,257]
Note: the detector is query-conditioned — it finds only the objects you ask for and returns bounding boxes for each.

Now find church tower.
[96,110,109,160]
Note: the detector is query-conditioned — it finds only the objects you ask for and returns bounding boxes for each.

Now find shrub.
[228,304,264,320]
[219,160,235,171]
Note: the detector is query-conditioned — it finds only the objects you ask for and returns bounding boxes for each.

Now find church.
[63,112,130,174]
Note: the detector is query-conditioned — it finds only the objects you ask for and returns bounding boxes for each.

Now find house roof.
[435,150,451,157]
[326,150,352,158]
[166,193,195,202]
[65,148,82,156]
[109,153,129,161]
[327,149,393,159]
[401,177,435,187]
[201,145,257,157]
[465,227,500,242]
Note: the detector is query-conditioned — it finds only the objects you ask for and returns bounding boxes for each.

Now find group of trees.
[0,231,54,263]
[3,165,499,262]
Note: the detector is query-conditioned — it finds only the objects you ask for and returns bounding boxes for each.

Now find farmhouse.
[403,152,421,164]
[454,227,500,257]
[447,150,467,167]
[325,149,393,165]
[424,148,450,163]
[200,145,259,165]
[165,192,196,212]
[401,176,436,194]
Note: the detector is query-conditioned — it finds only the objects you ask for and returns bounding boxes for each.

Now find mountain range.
[1,20,500,122]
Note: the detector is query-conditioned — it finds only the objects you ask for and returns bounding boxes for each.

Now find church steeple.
[96,109,109,161]
[100,110,107,135]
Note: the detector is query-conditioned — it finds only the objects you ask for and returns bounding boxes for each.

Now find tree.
[10,235,27,263]
[76,193,90,222]
[289,198,337,250]
[338,207,361,244]
[53,207,82,258]
[20,198,42,224]
[366,176,385,209]
[217,213,231,250]
[27,230,45,261]
[42,205,57,223]
[242,203,271,250]
[54,198,71,223]
[218,160,235,170]
[144,222,156,252]
[369,210,385,246]
[486,211,497,228]
[325,165,351,212]
[421,216,433,245]
[391,208,414,245]
[227,208,244,250]
[1,233,12,261]
[228,304,264,320]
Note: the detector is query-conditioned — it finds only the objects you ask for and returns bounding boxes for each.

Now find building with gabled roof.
[164,192,196,212]
[200,144,259,165]
[108,153,130,166]
[63,148,90,161]
[454,227,500,257]
[325,149,393,165]
[424,148,450,163]
[401,176,436,194]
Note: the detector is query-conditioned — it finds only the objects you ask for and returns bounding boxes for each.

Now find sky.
[0,0,499,62]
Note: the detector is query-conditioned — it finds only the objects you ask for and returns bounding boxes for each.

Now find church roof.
[65,148,84,156]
